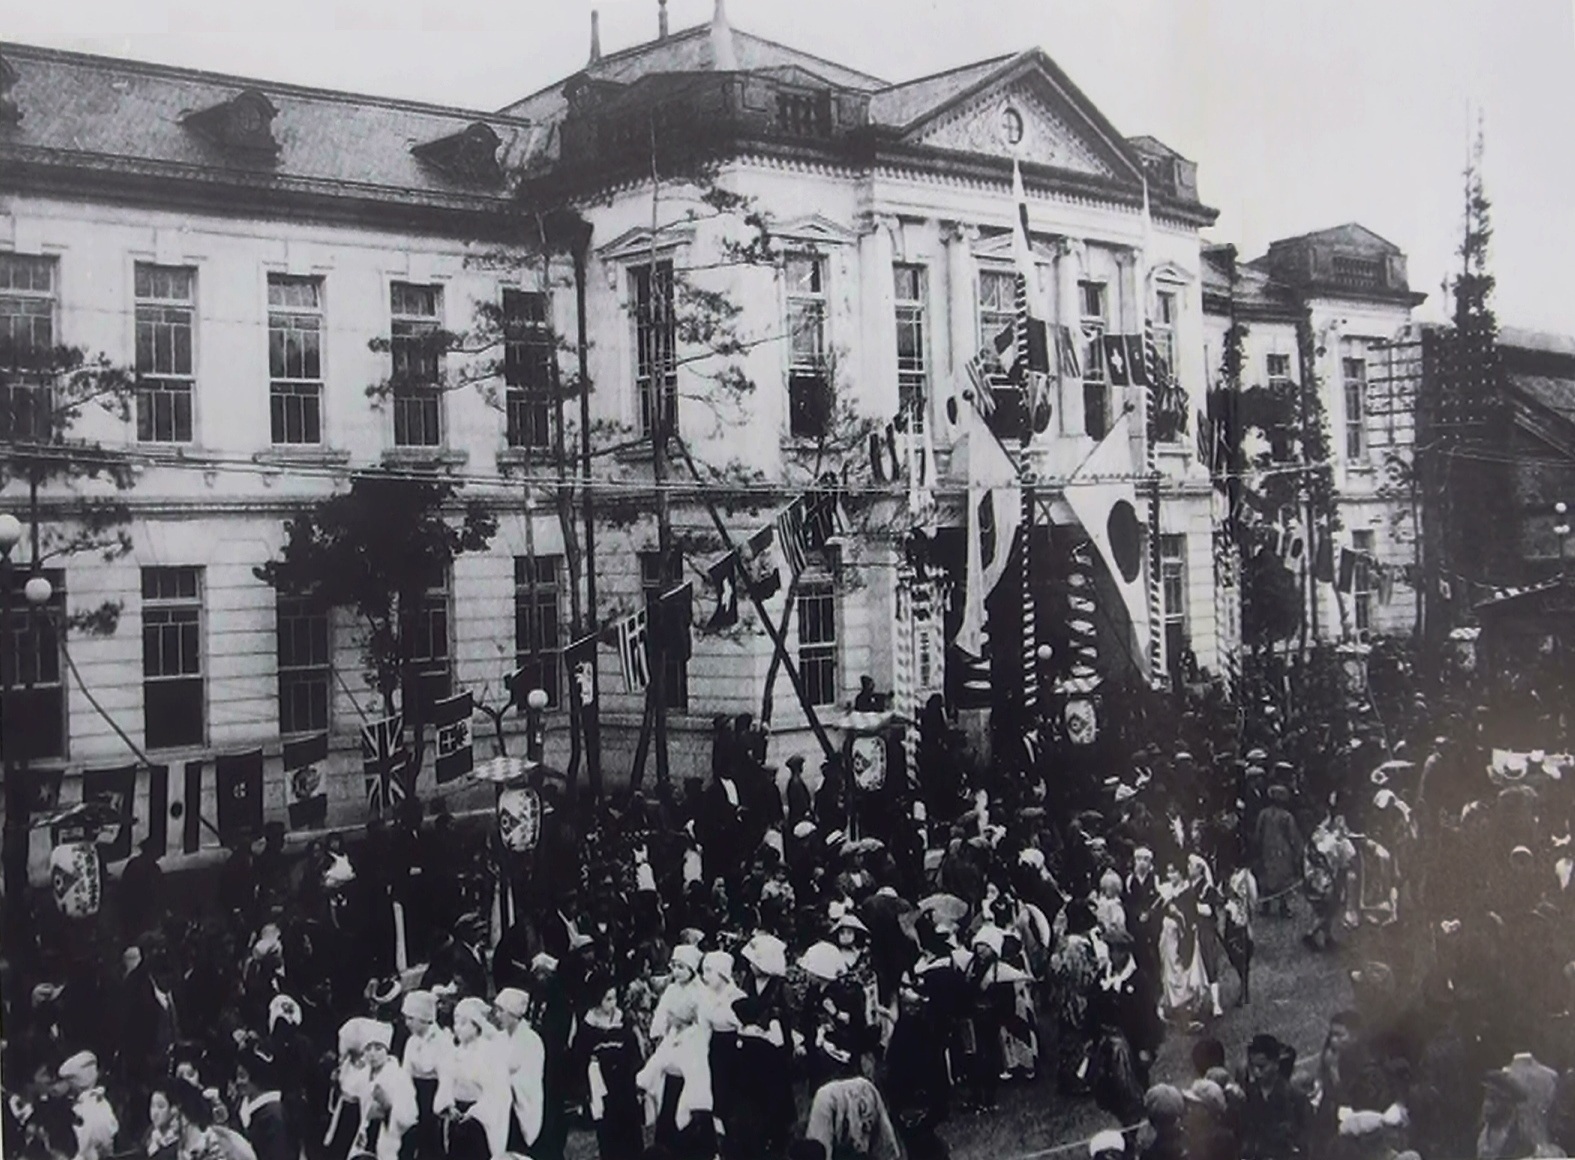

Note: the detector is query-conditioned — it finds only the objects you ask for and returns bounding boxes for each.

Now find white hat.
[742,933,788,978]
[269,994,304,1031]
[792,821,817,840]
[531,952,559,974]
[799,941,846,982]
[494,988,531,1019]
[57,1051,98,1087]
[671,945,703,973]
[401,990,437,1022]
[972,925,1006,956]
[1089,1129,1127,1157]
[453,997,494,1033]
[362,1021,394,1050]
[702,950,735,981]
[832,912,870,937]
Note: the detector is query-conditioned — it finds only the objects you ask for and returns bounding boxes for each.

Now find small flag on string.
[776,497,810,577]
[432,692,475,784]
[215,749,265,846]
[283,733,329,831]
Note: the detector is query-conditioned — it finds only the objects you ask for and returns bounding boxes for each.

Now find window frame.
[1342,344,1369,462]
[796,575,839,708]
[631,261,678,438]
[639,550,688,712]
[406,570,453,713]
[893,262,929,431]
[513,555,563,710]
[1079,279,1110,439]
[503,288,555,451]
[134,263,197,444]
[977,266,1016,360]
[785,252,831,440]
[1160,533,1189,667]
[141,565,205,750]
[1351,530,1375,633]
[276,594,331,736]
[0,253,58,443]
[267,274,325,446]
[1,568,67,761]
[389,281,445,448]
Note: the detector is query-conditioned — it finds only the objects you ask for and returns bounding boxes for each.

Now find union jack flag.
[361,713,409,817]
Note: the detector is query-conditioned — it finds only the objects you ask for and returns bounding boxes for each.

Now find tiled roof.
[497,23,886,129]
[1263,221,1402,254]
[1201,246,1300,318]
[0,41,537,206]
[865,54,1015,128]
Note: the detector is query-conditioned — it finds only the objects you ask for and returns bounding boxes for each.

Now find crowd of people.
[4,643,1575,1160]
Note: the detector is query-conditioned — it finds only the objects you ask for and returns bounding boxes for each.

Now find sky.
[5,0,1574,333]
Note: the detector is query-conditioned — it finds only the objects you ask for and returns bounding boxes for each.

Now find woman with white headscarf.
[493,987,545,1155]
[635,945,715,1137]
[433,997,510,1160]
[700,950,745,1155]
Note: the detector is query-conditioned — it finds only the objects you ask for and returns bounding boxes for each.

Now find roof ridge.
[875,51,1017,93]
[0,39,536,125]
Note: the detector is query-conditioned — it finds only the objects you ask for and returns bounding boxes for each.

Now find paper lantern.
[497,786,542,853]
[850,734,886,792]
[49,842,101,919]
[1065,699,1098,747]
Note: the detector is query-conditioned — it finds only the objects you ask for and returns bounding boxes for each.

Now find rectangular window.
[1,569,66,761]
[978,268,1016,357]
[408,571,452,713]
[276,596,330,735]
[632,261,678,437]
[1160,534,1188,668]
[268,274,324,445]
[504,289,554,450]
[142,566,204,749]
[1342,342,1368,461]
[639,551,688,712]
[0,253,57,442]
[1352,530,1375,633]
[1080,280,1109,439]
[134,264,196,443]
[514,556,562,709]
[1152,290,1177,381]
[1266,353,1293,389]
[797,579,838,707]
[390,281,444,447]
[894,263,928,431]
[786,254,830,439]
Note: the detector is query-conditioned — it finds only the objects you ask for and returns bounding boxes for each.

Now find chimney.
[589,9,603,64]
[658,0,669,41]
[710,0,738,70]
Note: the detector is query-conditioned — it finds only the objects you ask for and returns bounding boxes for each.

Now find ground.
[561,899,1353,1159]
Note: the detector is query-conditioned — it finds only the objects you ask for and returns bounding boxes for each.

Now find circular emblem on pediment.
[1001,105,1025,147]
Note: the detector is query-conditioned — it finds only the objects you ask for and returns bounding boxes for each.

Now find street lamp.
[525,687,549,763]
[1555,501,1570,586]
[0,512,53,951]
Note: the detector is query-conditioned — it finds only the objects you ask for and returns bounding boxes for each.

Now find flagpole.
[1140,178,1167,691]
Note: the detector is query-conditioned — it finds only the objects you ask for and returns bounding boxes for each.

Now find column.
[944,222,979,379]
[1055,237,1087,440]
[858,214,899,416]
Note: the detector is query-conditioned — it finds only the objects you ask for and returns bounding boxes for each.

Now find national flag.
[742,525,781,600]
[564,631,600,709]
[656,582,694,665]
[215,749,265,846]
[1313,534,1336,584]
[706,551,740,630]
[1277,518,1307,567]
[1064,412,1150,681]
[1056,325,1082,379]
[22,767,64,819]
[362,714,408,818]
[433,692,475,784]
[775,497,810,578]
[1102,335,1132,387]
[1009,158,1054,439]
[1125,334,1151,389]
[955,412,1023,658]
[1337,546,1358,594]
[1195,409,1216,472]
[802,482,842,552]
[81,765,137,863]
[615,608,651,693]
[869,424,902,485]
[283,733,329,831]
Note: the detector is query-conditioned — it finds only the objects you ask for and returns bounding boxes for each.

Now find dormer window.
[0,55,20,126]
[411,122,503,184]
[180,88,280,156]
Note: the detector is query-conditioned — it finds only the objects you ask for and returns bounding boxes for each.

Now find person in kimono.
[492,988,545,1156]
[398,991,450,1160]
[636,945,714,1138]
[732,933,795,1159]
[1157,875,1206,1026]
[699,951,745,1153]
[357,1021,418,1160]
[576,978,645,1160]
[434,998,510,1160]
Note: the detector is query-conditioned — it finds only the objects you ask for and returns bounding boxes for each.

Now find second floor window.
[632,261,677,437]
[894,263,928,430]
[390,282,444,447]
[408,573,452,713]
[1152,290,1177,381]
[978,268,1015,359]
[142,566,204,749]
[514,556,562,708]
[0,253,57,442]
[276,596,330,735]
[268,275,324,445]
[2,569,66,761]
[1342,341,1368,462]
[1080,280,1109,439]
[1266,352,1293,389]
[786,253,830,439]
[504,289,554,450]
[797,577,838,707]
[135,264,196,443]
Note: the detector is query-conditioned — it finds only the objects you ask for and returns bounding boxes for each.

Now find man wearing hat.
[232,1045,295,1160]
[58,1050,118,1160]
[785,754,813,830]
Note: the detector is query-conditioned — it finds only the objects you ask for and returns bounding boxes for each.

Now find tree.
[254,473,497,779]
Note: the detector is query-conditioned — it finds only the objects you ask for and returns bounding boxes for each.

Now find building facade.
[2,9,1235,872]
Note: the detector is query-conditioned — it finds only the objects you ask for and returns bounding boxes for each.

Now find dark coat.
[240,1093,297,1160]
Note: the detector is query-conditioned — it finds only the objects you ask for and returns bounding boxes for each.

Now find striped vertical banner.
[1020,475,1038,722]
[893,563,918,789]
[1142,329,1167,689]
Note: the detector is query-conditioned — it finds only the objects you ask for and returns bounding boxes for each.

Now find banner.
[432,692,475,784]
[50,841,102,919]
[81,765,137,863]
[656,583,693,665]
[362,714,408,818]
[284,733,330,831]
[741,525,780,600]
[215,749,265,846]
[614,609,651,694]
[775,497,810,578]
[706,552,740,631]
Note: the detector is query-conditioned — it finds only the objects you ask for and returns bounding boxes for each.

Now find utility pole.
[571,226,603,797]
[646,117,673,795]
